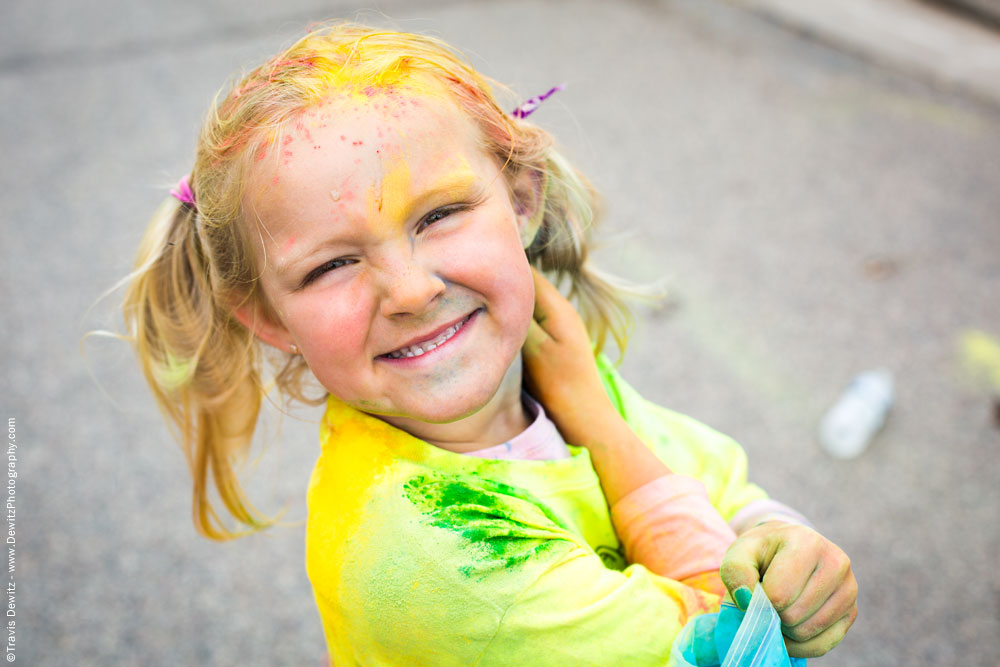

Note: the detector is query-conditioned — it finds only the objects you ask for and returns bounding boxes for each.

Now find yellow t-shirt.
[306,355,768,665]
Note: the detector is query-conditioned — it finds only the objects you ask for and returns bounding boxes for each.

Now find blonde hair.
[123,22,642,540]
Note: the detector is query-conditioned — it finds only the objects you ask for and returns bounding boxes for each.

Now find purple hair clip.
[169,175,196,207]
[511,84,566,119]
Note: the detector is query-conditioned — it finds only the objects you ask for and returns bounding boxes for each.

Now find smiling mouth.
[380,309,480,360]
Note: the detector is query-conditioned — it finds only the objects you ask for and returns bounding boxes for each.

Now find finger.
[758,529,825,618]
[529,266,556,324]
[765,544,858,641]
[781,567,858,644]
[529,266,579,341]
[784,606,858,658]
[720,534,776,609]
[522,318,552,359]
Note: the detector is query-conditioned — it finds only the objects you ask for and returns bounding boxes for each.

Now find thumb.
[522,318,551,360]
[521,319,553,401]
[720,538,766,611]
[529,266,569,340]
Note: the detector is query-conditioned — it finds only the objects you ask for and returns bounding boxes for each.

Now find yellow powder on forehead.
[301,63,454,107]
[358,92,479,222]
[368,152,413,220]
[367,150,482,226]
[248,69,462,181]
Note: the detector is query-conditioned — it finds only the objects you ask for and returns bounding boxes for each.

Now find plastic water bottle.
[819,369,894,459]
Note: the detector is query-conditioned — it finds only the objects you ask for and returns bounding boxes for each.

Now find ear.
[231,301,297,354]
[509,168,546,248]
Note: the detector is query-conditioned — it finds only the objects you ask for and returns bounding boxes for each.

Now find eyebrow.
[390,170,482,222]
[272,171,484,279]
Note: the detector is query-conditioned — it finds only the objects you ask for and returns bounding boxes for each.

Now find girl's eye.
[417,205,465,232]
[301,258,354,287]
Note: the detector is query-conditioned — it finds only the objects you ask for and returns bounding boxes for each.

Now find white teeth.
[388,320,465,359]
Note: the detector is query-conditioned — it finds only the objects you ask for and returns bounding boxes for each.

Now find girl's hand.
[522,267,671,506]
[720,522,859,658]
[522,267,613,431]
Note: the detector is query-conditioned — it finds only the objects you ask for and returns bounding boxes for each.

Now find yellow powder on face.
[365,138,480,227]
[368,152,413,221]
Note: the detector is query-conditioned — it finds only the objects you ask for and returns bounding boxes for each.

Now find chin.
[402,364,517,424]
[406,384,502,424]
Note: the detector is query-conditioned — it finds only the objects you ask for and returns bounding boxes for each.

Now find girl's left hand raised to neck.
[521,267,611,424]
[721,520,859,657]
[521,267,672,505]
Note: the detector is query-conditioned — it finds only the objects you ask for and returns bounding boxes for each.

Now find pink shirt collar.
[464,392,571,461]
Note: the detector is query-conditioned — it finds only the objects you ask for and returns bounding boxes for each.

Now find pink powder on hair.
[271,58,316,70]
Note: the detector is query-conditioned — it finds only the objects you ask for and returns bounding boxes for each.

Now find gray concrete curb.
[731,0,1000,108]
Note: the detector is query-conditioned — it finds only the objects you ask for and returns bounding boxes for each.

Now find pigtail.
[122,193,275,540]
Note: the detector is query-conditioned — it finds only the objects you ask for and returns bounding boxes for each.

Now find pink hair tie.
[511,84,566,119]
[169,175,196,207]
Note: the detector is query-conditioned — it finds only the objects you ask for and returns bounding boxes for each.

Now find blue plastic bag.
[668,584,806,667]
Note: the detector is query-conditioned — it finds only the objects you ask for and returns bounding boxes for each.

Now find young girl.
[124,23,857,664]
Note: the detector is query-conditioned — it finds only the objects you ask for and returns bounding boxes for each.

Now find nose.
[375,244,447,318]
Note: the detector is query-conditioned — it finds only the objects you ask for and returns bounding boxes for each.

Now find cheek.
[438,218,530,292]
[502,258,536,339]
[286,287,374,362]
[466,227,535,336]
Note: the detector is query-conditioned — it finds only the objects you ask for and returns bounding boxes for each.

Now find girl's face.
[243,89,536,427]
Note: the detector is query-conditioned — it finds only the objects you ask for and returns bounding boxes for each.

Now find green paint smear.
[403,475,565,577]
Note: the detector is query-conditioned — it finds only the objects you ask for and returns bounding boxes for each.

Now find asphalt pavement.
[3,0,999,664]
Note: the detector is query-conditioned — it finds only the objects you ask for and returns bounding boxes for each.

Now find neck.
[376,353,531,453]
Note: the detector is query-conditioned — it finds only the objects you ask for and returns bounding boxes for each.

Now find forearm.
[533,374,736,596]
[556,397,737,589]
